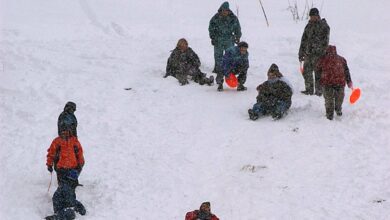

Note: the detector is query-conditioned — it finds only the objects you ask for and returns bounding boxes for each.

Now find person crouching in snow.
[46,129,85,186]
[45,170,86,220]
[217,41,249,91]
[316,45,353,120]
[248,64,293,120]
[165,38,214,86]
[185,202,219,220]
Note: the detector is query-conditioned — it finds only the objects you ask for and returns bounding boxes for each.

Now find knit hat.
[238,41,249,48]
[309,8,319,16]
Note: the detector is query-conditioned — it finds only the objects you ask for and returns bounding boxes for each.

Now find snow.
[1,0,390,219]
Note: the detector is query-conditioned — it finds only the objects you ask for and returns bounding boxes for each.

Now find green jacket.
[299,18,330,58]
[209,3,241,44]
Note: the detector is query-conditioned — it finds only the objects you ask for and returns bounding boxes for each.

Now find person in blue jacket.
[217,41,249,91]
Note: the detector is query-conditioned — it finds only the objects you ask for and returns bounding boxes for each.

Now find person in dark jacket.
[185,202,219,220]
[317,45,353,120]
[298,8,330,96]
[165,38,214,86]
[45,170,86,220]
[58,102,77,137]
[248,64,292,120]
[217,41,249,91]
[209,1,241,74]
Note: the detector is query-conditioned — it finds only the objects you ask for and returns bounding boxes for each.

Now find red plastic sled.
[349,88,361,104]
[225,73,238,88]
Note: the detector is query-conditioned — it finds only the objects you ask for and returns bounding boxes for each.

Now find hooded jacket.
[317,45,352,86]
[209,2,241,44]
[222,46,249,76]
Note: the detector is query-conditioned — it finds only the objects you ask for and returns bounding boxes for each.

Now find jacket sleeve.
[222,50,233,76]
[342,58,352,84]
[209,16,218,40]
[75,140,85,167]
[319,20,330,54]
[46,139,59,166]
[299,25,309,58]
[166,51,175,75]
[189,49,201,68]
[233,16,242,39]
[185,211,197,220]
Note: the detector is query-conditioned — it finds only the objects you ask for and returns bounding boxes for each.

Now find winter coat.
[299,18,330,58]
[58,110,77,137]
[46,136,85,170]
[209,2,241,44]
[222,46,249,76]
[256,78,293,109]
[166,47,201,77]
[185,210,220,220]
[317,45,352,86]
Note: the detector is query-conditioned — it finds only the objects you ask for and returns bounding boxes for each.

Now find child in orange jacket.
[46,130,85,186]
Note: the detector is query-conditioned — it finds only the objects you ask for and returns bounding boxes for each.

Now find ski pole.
[47,172,52,193]
[258,0,269,27]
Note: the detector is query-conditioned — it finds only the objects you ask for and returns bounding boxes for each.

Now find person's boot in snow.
[248,109,259,120]
[217,84,223,91]
[237,84,247,91]
[206,76,214,86]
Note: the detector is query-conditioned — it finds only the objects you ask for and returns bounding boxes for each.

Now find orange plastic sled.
[225,73,238,88]
[349,88,361,104]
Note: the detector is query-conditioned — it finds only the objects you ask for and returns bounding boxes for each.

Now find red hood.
[326,45,337,55]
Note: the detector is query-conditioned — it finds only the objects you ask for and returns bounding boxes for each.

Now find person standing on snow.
[217,41,249,91]
[165,38,214,86]
[58,102,78,137]
[209,1,241,74]
[316,45,353,120]
[248,64,292,120]
[185,202,219,220]
[298,8,330,96]
[46,129,85,186]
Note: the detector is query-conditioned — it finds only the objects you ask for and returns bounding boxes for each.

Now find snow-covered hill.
[1,0,390,219]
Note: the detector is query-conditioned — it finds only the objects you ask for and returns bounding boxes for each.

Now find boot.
[248,109,259,120]
[206,76,214,86]
[217,84,223,91]
[237,84,247,91]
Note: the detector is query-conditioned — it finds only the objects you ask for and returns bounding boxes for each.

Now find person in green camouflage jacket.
[165,38,214,86]
[298,8,330,96]
[209,1,241,74]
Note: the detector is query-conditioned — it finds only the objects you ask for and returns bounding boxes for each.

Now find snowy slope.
[1,0,390,219]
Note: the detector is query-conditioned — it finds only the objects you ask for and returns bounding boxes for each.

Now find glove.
[47,165,53,173]
[347,81,353,89]
[211,39,216,46]
[299,55,305,62]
